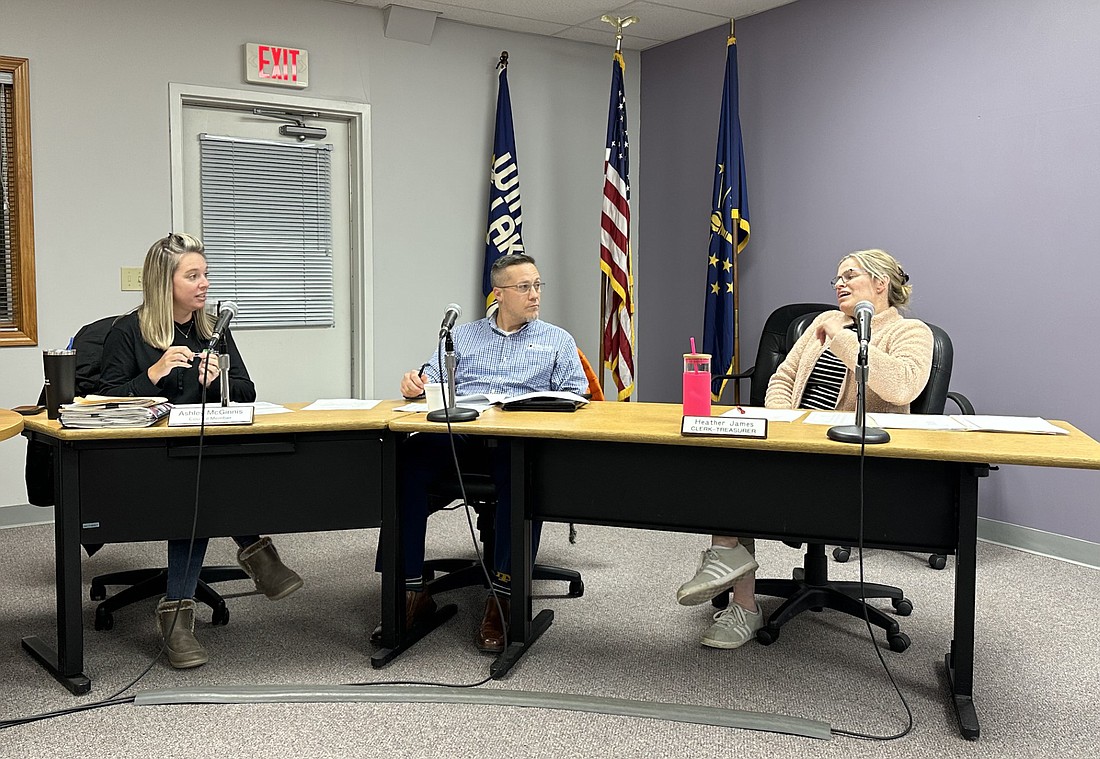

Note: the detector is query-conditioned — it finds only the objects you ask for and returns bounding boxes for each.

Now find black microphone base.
[426,406,480,423]
[827,424,890,445]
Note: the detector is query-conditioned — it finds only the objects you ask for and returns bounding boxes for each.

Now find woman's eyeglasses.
[830,269,866,288]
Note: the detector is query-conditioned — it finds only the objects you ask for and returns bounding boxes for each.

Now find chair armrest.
[713,367,755,382]
[946,391,975,415]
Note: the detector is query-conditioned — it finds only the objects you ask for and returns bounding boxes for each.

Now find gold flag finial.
[600,15,638,52]
[497,50,508,70]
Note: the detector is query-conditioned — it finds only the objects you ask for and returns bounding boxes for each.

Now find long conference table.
[18,401,1100,739]
[388,402,1100,740]
[19,402,406,695]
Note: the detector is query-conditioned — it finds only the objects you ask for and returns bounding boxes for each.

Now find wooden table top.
[0,409,25,442]
[388,400,1100,471]
[20,400,408,441]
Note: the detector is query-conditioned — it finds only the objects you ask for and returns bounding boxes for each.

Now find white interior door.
[177,97,359,404]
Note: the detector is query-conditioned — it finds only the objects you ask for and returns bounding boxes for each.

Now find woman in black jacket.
[99,232,302,669]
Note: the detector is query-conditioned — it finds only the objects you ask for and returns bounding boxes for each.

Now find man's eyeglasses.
[830,269,866,288]
[497,281,545,294]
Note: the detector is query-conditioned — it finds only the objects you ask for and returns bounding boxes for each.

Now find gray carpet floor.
[1,513,1098,757]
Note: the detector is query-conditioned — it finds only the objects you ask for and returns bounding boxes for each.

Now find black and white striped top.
[799,348,848,410]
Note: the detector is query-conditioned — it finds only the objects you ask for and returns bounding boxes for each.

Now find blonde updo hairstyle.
[840,248,912,309]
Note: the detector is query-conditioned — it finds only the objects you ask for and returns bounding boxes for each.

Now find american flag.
[599,51,635,401]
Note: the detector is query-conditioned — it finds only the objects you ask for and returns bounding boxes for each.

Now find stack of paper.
[59,395,173,429]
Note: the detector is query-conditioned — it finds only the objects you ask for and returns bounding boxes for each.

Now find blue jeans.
[166,535,260,600]
[378,433,542,597]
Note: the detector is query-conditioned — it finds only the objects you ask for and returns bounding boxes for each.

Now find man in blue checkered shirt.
[389,254,587,653]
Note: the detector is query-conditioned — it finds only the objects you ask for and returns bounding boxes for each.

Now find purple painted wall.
[639,0,1100,542]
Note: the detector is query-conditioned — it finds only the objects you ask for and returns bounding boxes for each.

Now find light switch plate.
[121,267,143,291]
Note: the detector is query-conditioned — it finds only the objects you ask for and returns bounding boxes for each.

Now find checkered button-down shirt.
[422,316,587,397]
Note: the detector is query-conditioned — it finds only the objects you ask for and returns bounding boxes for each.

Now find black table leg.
[946,463,986,740]
[491,439,552,678]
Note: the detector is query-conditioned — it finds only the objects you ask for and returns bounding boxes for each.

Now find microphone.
[854,300,874,347]
[207,300,239,349]
[438,303,462,338]
[827,299,889,445]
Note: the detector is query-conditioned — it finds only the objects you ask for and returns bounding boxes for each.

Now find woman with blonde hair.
[677,248,933,649]
[99,233,303,668]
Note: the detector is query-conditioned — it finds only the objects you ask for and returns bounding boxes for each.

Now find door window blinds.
[199,133,334,328]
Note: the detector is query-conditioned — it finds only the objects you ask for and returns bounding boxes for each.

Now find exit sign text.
[245,43,309,88]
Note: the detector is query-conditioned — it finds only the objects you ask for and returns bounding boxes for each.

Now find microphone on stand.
[427,303,478,423]
[827,301,890,445]
[207,300,239,350]
[853,299,874,364]
[438,303,462,338]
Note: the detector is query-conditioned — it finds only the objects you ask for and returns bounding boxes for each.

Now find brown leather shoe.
[477,596,509,653]
[370,590,436,644]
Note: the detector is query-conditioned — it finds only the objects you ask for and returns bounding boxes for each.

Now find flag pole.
[730,19,741,406]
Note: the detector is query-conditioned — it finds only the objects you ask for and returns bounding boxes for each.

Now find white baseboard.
[978,517,1100,570]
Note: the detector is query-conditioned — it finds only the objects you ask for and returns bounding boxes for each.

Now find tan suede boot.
[155,597,208,669]
[237,536,303,600]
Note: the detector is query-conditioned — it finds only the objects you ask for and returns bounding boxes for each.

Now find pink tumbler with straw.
[682,350,712,417]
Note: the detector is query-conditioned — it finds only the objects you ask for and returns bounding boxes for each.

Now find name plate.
[681,415,768,439]
[168,405,255,427]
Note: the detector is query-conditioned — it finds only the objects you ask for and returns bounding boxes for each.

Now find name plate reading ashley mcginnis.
[168,404,255,427]
[681,415,768,439]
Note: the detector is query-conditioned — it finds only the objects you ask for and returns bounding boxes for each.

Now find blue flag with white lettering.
[483,62,525,312]
[703,33,750,400]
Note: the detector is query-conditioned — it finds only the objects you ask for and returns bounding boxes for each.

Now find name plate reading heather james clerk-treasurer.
[681,415,768,439]
[168,404,255,427]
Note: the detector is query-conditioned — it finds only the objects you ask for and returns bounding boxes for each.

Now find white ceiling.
[325,0,798,50]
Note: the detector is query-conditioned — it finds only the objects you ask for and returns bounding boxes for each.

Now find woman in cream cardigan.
[677,249,933,650]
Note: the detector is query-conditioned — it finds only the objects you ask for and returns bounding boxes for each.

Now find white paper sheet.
[300,399,382,411]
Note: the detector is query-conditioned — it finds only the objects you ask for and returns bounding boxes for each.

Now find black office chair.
[24,314,247,631]
[420,470,584,599]
[714,303,968,651]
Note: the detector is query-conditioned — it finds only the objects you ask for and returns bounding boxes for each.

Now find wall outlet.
[121,266,143,291]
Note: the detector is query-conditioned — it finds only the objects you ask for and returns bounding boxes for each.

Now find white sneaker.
[701,603,764,649]
[676,544,759,606]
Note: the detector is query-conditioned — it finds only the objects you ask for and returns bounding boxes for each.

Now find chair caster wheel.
[929,554,947,570]
[211,605,230,626]
[888,632,910,653]
[95,609,114,631]
[892,598,913,616]
[833,546,851,562]
[711,592,729,610]
[90,583,106,601]
[756,626,779,646]
[568,579,585,598]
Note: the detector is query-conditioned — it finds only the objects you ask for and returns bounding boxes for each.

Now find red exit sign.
[245,43,309,88]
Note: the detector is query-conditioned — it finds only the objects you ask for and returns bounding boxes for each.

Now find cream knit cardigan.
[765,307,933,414]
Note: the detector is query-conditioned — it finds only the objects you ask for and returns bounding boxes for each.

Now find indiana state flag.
[483,59,525,313]
[703,32,750,400]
